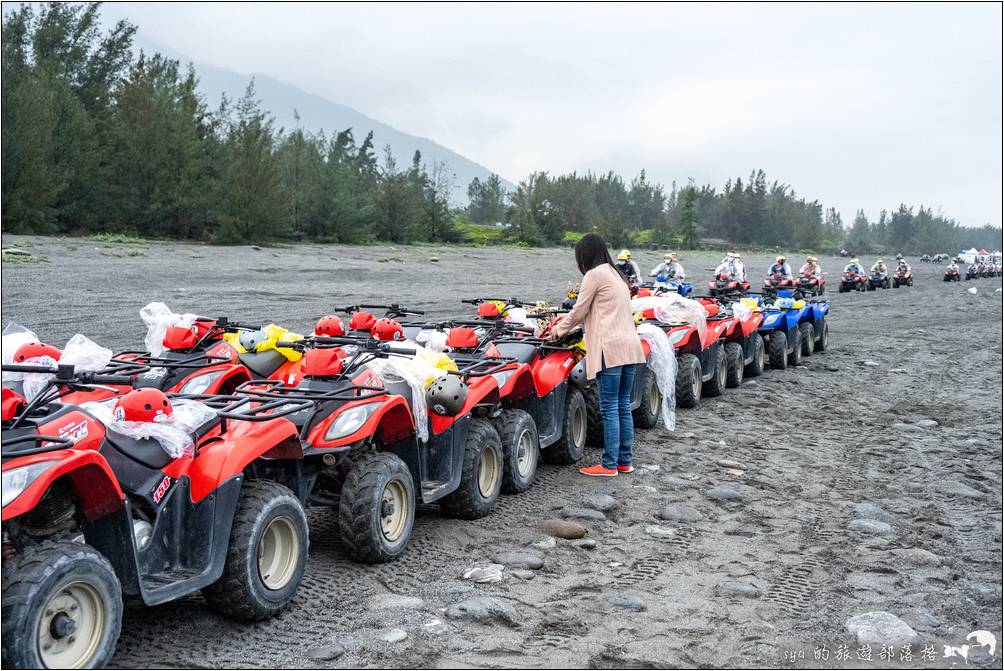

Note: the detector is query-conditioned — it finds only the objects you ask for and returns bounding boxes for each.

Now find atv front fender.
[2,451,124,522]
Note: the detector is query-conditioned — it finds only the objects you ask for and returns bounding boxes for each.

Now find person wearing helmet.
[615,249,641,286]
[897,258,911,273]
[239,329,268,353]
[733,253,747,281]
[114,388,173,423]
[799,256,821,278]
[870,258,888,278]
[767,255,793,279]
[715,251,744,281]
[844,257,866,275]
[649,253,686,282]
[550,233,645,478]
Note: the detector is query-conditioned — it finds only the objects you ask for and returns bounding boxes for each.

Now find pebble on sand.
[890,548,942,567]
[491,551,544,570]
[462,564,504,583]
[375,628,408,644]
[429,256,440,262]
[368,594,427,610]
[716,581,761,598]
[511,569,536,580]
[423,619,450,636]
[861,360,880,367]
[530,537,557,550]
[848,519,894,535]
[716,459,746,470]
[845,611,918,646]
[582,493,618,512]
[705,486,744,502]
[914,419,939,428]
[607,593,646,611]
[892,423,923,433]
[446,597,519,625]
[538,519,587,539]
[645,525,676,539]
[561,508,608,522]
[659,505,703,523]
[569,538,598,550]
[305,645,345,661]
[853,503,894,524]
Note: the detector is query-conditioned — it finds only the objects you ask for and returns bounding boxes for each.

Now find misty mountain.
[138,38,512,204]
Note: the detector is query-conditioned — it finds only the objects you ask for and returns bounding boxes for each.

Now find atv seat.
[492,342,539,365]
[103,413,219,471]
[238,349,288,378]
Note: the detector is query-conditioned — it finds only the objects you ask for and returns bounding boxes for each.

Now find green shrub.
[87,232,147,244]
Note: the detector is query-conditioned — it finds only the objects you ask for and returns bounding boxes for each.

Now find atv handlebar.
[1,363,135,386]
[214,316,263,331]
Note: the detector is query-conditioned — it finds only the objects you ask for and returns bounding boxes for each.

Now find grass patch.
[377,256,404,263]
[190,253,205,259]
[2,252,48,263]
[87,232,147,244]
[126,250,145,257]
[456,219,506,246]
[66,243,79,251]
[10,240,30,248]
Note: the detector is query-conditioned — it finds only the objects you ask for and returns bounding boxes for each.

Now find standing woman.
[550,233,646,476]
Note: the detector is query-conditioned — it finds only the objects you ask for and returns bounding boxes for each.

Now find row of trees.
[3,3,999,253]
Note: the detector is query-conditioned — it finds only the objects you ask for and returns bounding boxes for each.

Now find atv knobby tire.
[440,418,503,519]
[799,322,815,357]
[814,320,828,352]
[788,327,804,366]
[768,331,788,370]
[675,353,702,408]
[540,385,587,465]
[203,480,308,620]
[1,540,122,670]
[492,409,539,494]
[703,345,727,397]
[745,334,765,378]
[338,452,415,563]
[725,342,745,388]
[632,366,661,429]
[582,384,604,447]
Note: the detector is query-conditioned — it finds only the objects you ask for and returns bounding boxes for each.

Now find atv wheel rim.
[37,582,105,669]
[691,369,701,398]
[478,445,501,497]
[648,382,661,416]
[380,479,410,543]
[258,515,300,590]
[571,404,587,448]
[516,429,536,478]
[718,361,727,387]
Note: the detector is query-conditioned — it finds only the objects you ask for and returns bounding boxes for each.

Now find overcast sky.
[98,2,1002,227]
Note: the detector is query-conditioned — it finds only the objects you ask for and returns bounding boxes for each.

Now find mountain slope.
[139,38,511,203]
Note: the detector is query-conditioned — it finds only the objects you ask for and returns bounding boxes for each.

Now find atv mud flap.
[83,475,243,605]
[699,342,723,382]
[516,382,567,449]
[628,362,646,411]
[418,415,471,503]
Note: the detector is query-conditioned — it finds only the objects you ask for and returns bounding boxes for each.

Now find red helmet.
[446,327,478,349]
[477,302,500,318]
[301,347,347,377]
[12,341,62,363]
[348,311,376,332]
[636,287,652,298]
[114,388,173,423]
[314,315,345,337]
[371,318,404,342]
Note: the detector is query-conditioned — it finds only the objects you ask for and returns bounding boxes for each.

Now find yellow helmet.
[776,255,785,262]
[734,253,742,259]
[851,257,859,263]
[618,249,631,261]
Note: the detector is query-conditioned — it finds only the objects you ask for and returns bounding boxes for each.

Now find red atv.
[709,299,767,387]
[892,268,913,288]
[227,335,506,564]
[838,270,868,292]
[709,273,751,298]
[943,267,961,282]
[117,316,305,395]
[763,273,796,291]
[795,273,825,296]
[2,363,310,669]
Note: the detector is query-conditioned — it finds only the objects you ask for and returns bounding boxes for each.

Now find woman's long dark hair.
[574,233,630,284]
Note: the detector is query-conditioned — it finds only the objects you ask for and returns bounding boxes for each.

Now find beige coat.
[553,263,645,379]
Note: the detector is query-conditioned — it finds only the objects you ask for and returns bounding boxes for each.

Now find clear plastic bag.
[1,323,39,365]
[632,294,707,342]
[416,329,449,353]
[82,398,217,459]
[140,302,198,357]
[505,307,543,337]
[2,329,112,402]
[60,334,112,372]
[365,348,443,444]
[636,323,677,431]
[729,300,754,321]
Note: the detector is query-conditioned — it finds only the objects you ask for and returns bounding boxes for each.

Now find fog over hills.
[139,37,512,204]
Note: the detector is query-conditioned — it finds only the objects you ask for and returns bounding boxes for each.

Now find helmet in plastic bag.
[776,297,796,309]
[569,359,588,388]
[114,388,173,423]
[426,375,468,416]
[13,342,62,363]
[239,330,268,352]
[371,318,404,342]
[315,315,345,337]
[349,311,376,332]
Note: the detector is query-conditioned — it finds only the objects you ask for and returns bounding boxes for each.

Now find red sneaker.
[616,465,635,473]
[579,464,618,477]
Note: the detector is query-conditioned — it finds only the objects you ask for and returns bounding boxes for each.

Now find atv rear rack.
[1,433,76,458]
[114,351,232,370]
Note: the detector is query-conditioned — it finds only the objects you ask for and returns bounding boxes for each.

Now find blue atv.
[755,292,811,370]
[654,274,693,297]
[796,299,830,357]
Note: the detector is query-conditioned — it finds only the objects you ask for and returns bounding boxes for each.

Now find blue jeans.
[596,363,637,470]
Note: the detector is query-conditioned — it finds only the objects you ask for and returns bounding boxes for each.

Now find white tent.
[960,248,979,264]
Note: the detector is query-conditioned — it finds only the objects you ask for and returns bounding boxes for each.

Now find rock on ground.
[538,519,587,539]
[845,611,918,646]
[446,597,520,626]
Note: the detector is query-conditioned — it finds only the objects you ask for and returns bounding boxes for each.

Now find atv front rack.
[114,351,231,370]
[1,433,76,458]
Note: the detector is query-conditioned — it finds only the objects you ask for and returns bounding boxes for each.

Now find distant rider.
[715,252,743,280]
[799,255,821,278]
[869,258,888,277]
[897,259,911,275]
[946,261,959,273]
[650,253,686,281]
[844,257,866,275]
[767,255,793,279]
[616,249,641,286]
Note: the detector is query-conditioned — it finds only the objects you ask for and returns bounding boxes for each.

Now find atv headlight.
[324,402,382,441]
[2,461,57,508]
[667,330,688,345]
[491,370,515,390]
[179,371,224,395]
[763,313,781,328]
